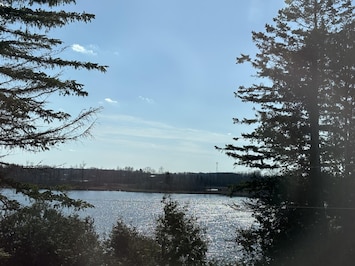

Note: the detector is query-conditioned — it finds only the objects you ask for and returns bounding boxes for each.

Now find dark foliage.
[0,0,106,210]
[0,0,106,153]
[105,220,160,266]
[0,202,104,266]
[220,0,354,265]
[106,196,214,266]
[156,195,208,265]
[235,174,355,266]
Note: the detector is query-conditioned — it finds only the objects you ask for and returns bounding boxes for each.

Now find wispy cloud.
[139,96,154,104]
[96,114,231,152]
[104,98,118,104]
[71,44,97,55]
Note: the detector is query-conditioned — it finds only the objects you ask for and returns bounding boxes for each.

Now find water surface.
[68,191,253,261]
[2,189,254,261]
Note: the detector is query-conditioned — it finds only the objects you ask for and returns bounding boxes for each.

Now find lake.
[68,190,253,262]
[3,189,254,262]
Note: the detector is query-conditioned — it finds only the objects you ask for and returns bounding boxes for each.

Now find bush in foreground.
[156,195,209,265]
[107,195,210,266]
[105,219,160,265]
[0,202,104,266]
[0,195,216,265]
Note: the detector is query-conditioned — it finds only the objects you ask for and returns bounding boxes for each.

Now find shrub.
[0,202,104,266]
[155,195,208,265]
[105,219,159,265]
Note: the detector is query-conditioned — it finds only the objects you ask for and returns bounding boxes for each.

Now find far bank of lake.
[2,165,253,196]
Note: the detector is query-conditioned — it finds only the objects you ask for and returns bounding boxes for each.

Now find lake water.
[2,189,254,262]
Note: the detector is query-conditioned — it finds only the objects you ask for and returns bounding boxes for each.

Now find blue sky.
[6,0,285,173]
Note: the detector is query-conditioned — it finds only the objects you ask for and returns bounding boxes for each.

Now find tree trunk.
[308,0,322,208]
[309,97,322,207]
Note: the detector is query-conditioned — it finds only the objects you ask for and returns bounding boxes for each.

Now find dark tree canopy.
[221,0,354,183]
[0,0,107,210]
[220,0,354,265]
[0,0,107,153]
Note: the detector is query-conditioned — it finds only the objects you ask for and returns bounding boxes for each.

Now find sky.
[4,0,286,173]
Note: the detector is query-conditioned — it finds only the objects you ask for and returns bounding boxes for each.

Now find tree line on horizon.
[1,164,253,193]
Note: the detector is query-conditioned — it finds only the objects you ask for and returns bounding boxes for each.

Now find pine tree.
[0,0,107,152]
[0,0,106,209]
[224,0,353,188]
[219,0,354,265]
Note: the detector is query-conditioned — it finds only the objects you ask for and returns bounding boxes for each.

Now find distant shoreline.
[66,185,249,197]
[2,165,253,197]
